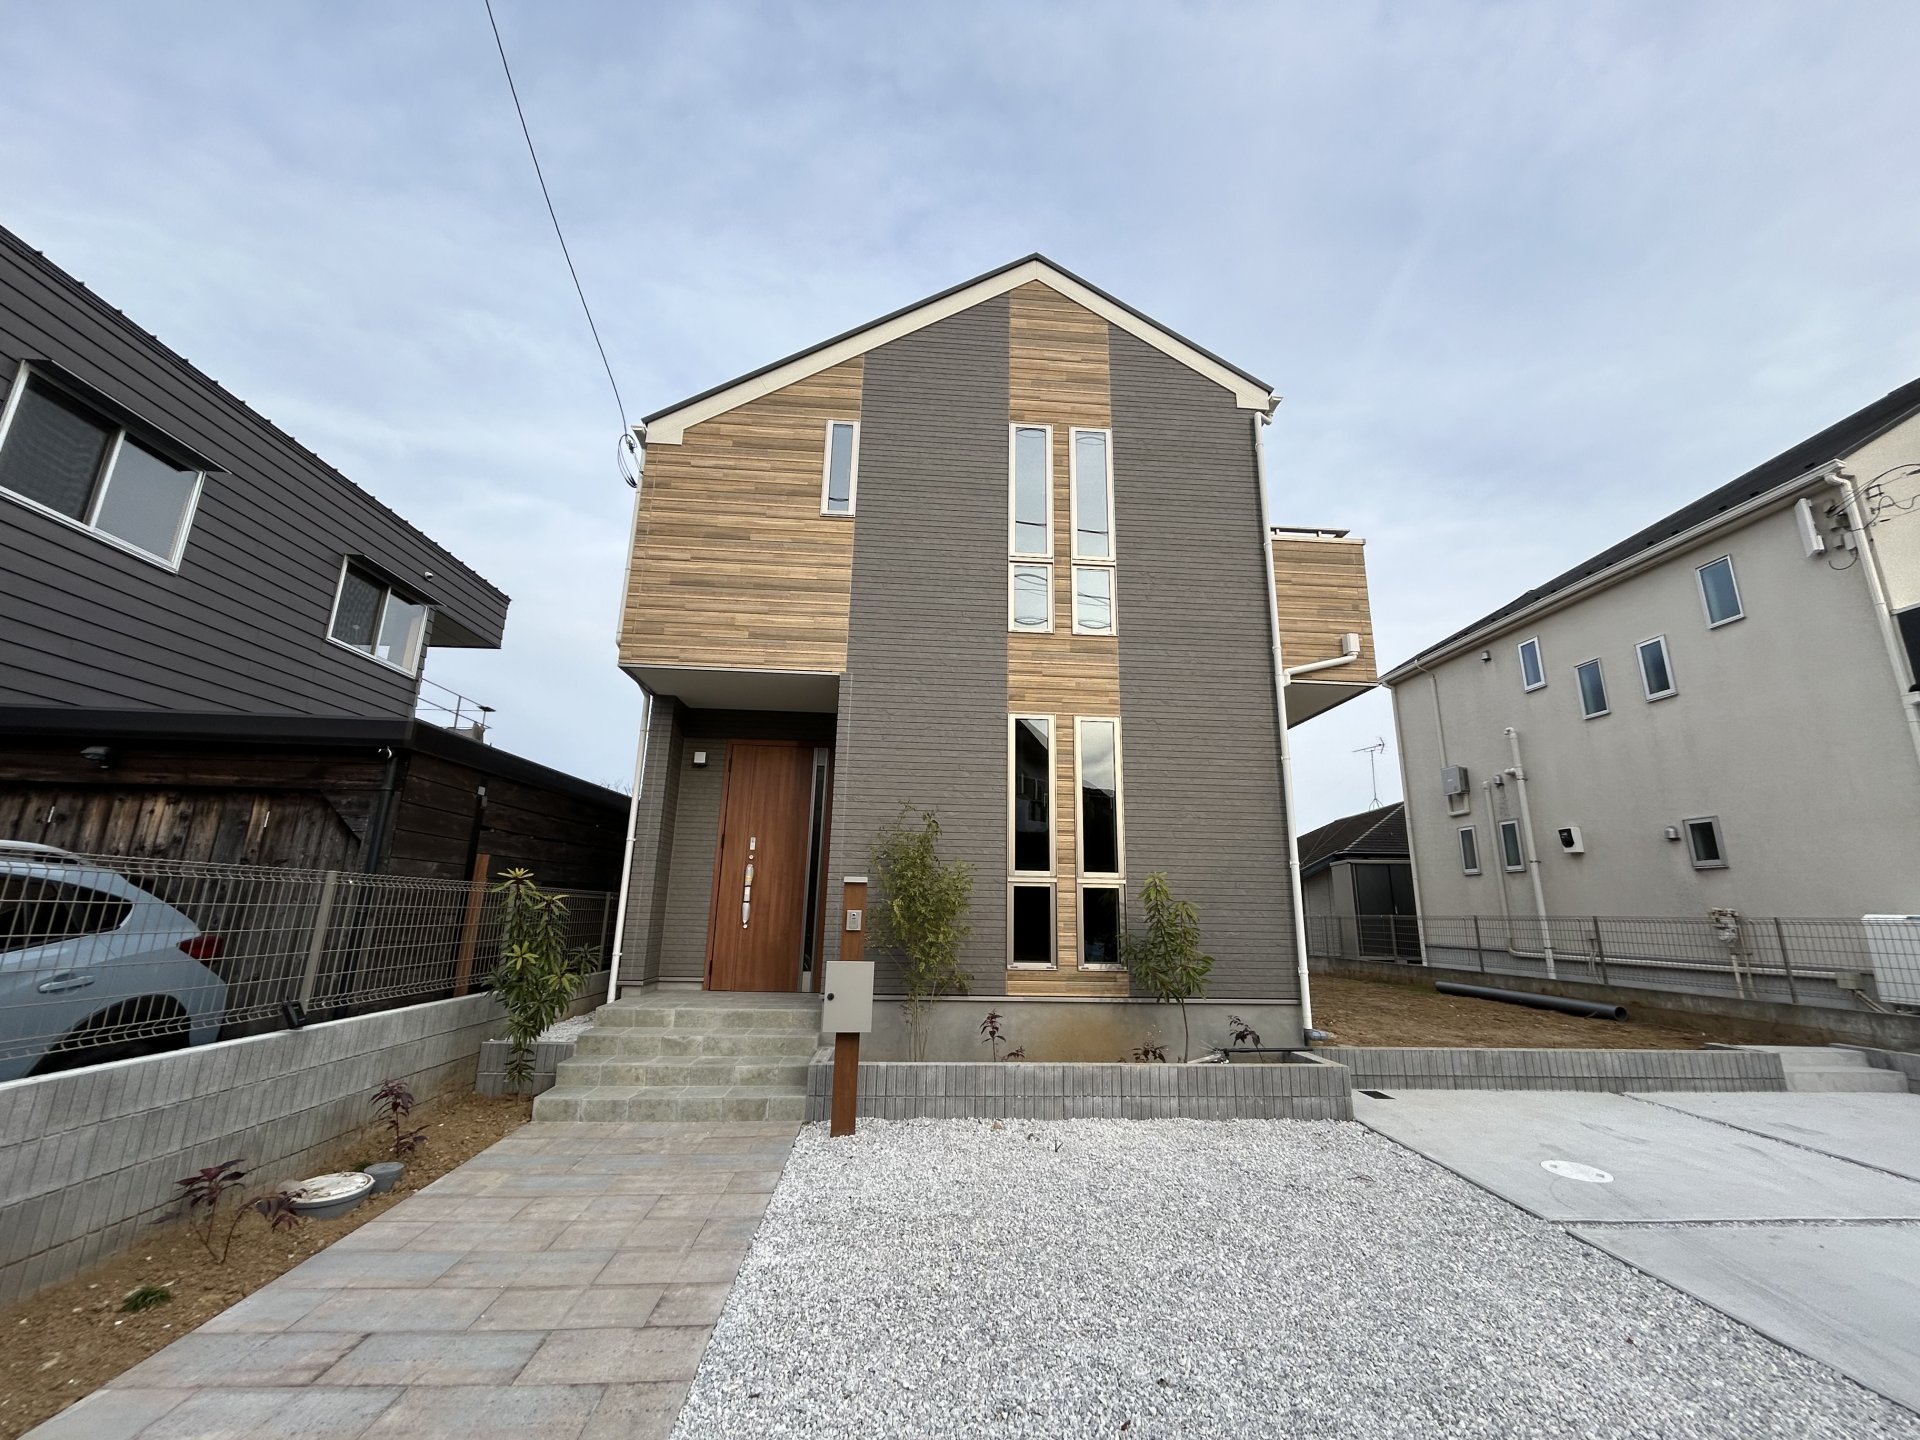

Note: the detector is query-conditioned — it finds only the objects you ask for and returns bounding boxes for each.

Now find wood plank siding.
[1270,533,1377,682]
[620,358,864,674]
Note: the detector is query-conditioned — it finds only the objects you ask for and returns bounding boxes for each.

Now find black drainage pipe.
[1435,982,1627,1021]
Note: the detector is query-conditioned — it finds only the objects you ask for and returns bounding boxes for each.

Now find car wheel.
[30,1002,192,1075]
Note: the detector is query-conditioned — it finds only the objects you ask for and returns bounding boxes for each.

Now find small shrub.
[1122,873,1214,1062]
[492,869,593,1088]
[980,1010,1022,1062]
[1003,1046,1026,1061]
[121,1285,172,1313]
[175,1159,304,1263]
[372,1078,426,1157]
[868,808,973,1060]
[1227,1014,1262,1049]
[1132,1039,1169,1064]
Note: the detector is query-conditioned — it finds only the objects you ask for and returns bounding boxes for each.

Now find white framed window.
[1075,717,1125,880]
[1518,636,1546,691]
[819,419,858,516]
[1009,715,1055,876]
[1498,819,1525,873]
[1069,427,1114,561]
[1637,635,1676,700]
[1009,424,1052,558]
[1009,881,1056,969]
[1575,658,1609,718]
[1697,555,1744,628]
[1072,565,1116,635]
[1009,563,1052,633]
[1079,882,1125,969]
[1684,815,1727,869]
[0,364,205,569]
[329,561,430,675]
[1458,826,1481,875]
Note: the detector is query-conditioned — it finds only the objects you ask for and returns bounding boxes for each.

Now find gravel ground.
[672,1119,1920,1440]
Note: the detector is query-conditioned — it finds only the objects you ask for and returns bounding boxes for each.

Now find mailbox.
[821,960,874,1034]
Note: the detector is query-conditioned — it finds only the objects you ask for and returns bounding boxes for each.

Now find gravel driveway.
[672,1119,1920,1439]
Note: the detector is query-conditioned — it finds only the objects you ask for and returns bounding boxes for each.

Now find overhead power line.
[482,0,640,485]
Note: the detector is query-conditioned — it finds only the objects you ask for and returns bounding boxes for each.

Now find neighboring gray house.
[1383,378,1920,930]
[1297,802,1416,961]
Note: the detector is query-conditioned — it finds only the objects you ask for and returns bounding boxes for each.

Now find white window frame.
[1074,716,1126,881]
[1007,880,1058,970]
[1697,554,1744,628]
[1008,714,1056,878]
[1684,815,1728,870]
[1070,564,1118,636]
[818,419,859,516]
[0,361,205,572]
[1517,636,1546,692]
[1458,825,1481,876]
[1008,423,1053,559]
[1068,426,1116,563]
[1078,880,1127,970]
[1498,819,1525,873]
[1574,658,1610,719]
[1008,562,1053,634]
[1637,634,1677,701]
[327,558,431,677]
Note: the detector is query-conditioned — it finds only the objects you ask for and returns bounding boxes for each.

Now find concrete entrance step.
[573,1027,821,1060]
[534,1084,807,1124]
[593,992,820,1032]
[1738,1047,1911,1093]
[555,1055,811,1089]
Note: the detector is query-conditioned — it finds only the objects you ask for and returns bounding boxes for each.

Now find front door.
[705,741,818,992]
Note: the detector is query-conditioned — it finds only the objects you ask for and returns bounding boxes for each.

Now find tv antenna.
[1353,737,1387,808]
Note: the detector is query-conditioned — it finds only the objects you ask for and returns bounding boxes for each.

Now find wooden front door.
[705,741,817,992]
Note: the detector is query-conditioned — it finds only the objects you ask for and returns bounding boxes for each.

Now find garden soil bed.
[0,1088,532,1440]
[1311,974,1830,1049]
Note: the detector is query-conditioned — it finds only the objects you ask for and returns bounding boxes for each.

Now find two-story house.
[608,256,1375,1059]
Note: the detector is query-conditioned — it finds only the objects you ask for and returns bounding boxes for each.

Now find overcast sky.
[5,3,1918,825]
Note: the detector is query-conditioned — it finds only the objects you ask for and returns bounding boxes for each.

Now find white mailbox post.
[821,960,874,1035]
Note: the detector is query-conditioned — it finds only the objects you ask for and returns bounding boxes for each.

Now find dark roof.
[642,253,1274,425]
[1392,376,1920,672]
[1297,803,1407,878]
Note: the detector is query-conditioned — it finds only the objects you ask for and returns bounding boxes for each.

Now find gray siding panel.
[0,230,505,718]
[659,738,724,983]
[617,696,681,988]
[1109,329,1295,1000]
[825,297,1011,992]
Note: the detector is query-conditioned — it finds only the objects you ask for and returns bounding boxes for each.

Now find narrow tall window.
[1698,555,1743,627]
[1458,826,1481,875]
[1010,425,1050,556]
[1685,816,1727,869]
[0,368,203,567]
[1070,429,1113,559]
[1575,659,1609,718]
[1011,716,1053,874]
[1072,565,1115,635]
[1518,637,1545,691]
[820,420,858,515]
[330,563,431,675]
[1009,564,1052,633]
[1898,606,1920,690]
[1637,635,1676,700]
[1010,884,1055,968]
[1077,718,1123,877]
[1498,819,1525,873]
[1081,884,1123,968]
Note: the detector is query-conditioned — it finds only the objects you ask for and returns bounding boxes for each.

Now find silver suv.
[0,842,228,1082]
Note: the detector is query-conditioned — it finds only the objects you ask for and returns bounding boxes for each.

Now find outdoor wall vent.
[1441,765,1470,797]
[1556,825,1585,854]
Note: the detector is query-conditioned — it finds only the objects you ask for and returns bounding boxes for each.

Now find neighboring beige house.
[1383,378,1920,929]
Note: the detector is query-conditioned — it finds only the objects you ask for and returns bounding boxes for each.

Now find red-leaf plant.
[176,1159,303,1263]
[371,1078,427,1157]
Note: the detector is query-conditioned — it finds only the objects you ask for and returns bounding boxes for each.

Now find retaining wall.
[475,1036,580,1097]
[1322,1046,1787,1093]
[804,1053,1353,1122]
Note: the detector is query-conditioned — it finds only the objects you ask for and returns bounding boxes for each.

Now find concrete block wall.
[475,1037,579,1097]
[805,1054,1352,1122]
[1322,1046,1788,1092]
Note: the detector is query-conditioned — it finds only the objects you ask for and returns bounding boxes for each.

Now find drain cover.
[1541,1160,1613,1183]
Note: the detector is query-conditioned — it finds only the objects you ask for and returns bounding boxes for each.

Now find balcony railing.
[415,677,495,741]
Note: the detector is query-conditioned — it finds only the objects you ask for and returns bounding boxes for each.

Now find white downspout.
[605,694,650,1003]
[1252,411,1315,1034]
[1829,470,1920,774]
[1502,726,1556,979]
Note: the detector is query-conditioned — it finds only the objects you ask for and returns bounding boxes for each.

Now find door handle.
[741,836,758,928]
[37,972,95,994]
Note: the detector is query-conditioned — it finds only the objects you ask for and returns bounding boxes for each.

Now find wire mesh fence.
[0,845,614,1081]
[1306,912,1920,1015]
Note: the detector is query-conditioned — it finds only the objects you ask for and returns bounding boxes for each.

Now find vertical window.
[0,368,204,567]
[1010,717,1053,874]
[820,420,858,515]
[1518,637,1545,691]
[1010,884,1055,968]
[1685,816,1727,869]
[1010,425,1051,557]
[1698,556,1744,627]
[1009,564,1052,633]
[1081,884,1123,968]
[1637,635,1676,700]
[1071,565,1115,635]
[1897,606,1920,691]
[1498,819,1525,873]
[1070,429,1113,559]
[1077,718,1123,877]
[1575,659,1609,718]
[1458,826,1481,875]
[330,563,431,675]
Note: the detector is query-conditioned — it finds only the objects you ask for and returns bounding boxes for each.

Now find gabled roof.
[641,254,1278,443]
[1297,802,1407,879]
[1387,376,1920,679]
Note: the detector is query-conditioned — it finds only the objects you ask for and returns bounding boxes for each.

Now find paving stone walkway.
[26,1120,798,1440]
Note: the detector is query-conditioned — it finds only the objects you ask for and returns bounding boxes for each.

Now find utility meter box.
[821,960,874,1034]
[1557,825,1586,854]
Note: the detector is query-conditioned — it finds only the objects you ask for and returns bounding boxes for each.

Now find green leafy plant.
[868,808,973,1060]
[1131,1037,1169,1064]
[1121,873,1214,1062]
[121,1284,172,1313]
[1227,1014,1262,1049]
[980,1010,1024,1062]
[175,1159,304,1263]
[491,869,592,1089]
[372,1078,426,1157]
